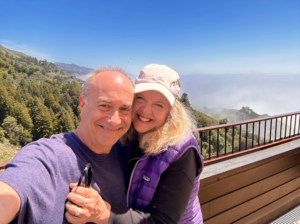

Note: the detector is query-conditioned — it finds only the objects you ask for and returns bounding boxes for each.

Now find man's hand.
[0,181,20,224]
[65,183,111,224]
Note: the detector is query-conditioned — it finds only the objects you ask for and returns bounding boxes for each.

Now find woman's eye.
[136,97,145,102]
[155,104,164,108]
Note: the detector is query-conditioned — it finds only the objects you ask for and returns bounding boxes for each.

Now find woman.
[66,64,204,223]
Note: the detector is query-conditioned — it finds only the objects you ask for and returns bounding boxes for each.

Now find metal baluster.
[280,117,282,140]
[252,122,254,148]
[264,120,267,145]
[209,130,211,159]
[225,128,227,155]
[239,125,241,151]
[285,116,288,138]
[245,124,248,150]
[232,126,234,153]
[290,115,292,136]
[293,115,296,136]
[275,118,278,141]
[217,129,219,157]
[258,121,261,146]
[269,119,272,143]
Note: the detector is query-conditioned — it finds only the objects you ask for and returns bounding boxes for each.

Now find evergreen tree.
[179,93,191,108]
[44,93,56,109]
[19,129,32,146]
[2,116,17,138]
[10,102,33,130]
[57,108,75,133]
[219,118,228,125]
[32,111,53,140]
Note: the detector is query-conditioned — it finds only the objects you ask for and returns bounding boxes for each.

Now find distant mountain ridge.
[55,62,93,80]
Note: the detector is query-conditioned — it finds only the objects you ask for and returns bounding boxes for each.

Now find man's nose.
[109,110,121,126]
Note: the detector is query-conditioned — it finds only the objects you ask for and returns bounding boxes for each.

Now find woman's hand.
[65,183,111,224]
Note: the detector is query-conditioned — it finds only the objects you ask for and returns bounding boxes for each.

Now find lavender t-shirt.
[0,132,127,224]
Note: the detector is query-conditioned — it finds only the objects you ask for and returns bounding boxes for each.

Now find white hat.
[134,64,181,106]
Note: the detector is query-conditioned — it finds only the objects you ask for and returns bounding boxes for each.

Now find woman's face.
[132,90,172,134]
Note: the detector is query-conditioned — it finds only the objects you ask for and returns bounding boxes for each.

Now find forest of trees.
[0,47,82,147]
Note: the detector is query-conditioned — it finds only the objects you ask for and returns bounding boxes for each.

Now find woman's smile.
[138,114,151,122]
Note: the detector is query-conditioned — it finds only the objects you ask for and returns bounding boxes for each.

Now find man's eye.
[155,104,163,108]
[121,107,130,111]
[100,105,109,108]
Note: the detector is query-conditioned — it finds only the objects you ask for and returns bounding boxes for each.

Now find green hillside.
[0,45,84,85]
[0,46,83,161]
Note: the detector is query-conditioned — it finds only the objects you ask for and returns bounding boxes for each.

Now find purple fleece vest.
[127,132,204,224]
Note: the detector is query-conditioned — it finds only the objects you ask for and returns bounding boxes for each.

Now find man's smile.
[99,125,121,132]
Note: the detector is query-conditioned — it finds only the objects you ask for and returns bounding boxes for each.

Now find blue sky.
[1,0,299,75]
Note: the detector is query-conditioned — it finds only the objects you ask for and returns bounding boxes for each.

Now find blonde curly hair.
[122,99,199,155]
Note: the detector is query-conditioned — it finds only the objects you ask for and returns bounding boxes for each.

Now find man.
[0,67,134,224]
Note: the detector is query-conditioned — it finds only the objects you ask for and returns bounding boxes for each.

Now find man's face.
[79,71,134,153]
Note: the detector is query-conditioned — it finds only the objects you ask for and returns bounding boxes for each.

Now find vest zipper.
[127,154,149,207]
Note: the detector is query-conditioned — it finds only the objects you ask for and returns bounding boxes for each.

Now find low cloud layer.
[179,53,300,75]
[180,74,300,116]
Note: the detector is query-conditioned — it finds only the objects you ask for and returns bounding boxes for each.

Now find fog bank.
[180,74,300,116]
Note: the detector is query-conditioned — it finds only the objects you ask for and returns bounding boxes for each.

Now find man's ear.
[79,94,86,116]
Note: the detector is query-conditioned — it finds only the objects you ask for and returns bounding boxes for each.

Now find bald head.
[82,66,133,102]
[86,70,134,103]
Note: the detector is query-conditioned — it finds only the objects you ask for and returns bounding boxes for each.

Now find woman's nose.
[140,103,151,114]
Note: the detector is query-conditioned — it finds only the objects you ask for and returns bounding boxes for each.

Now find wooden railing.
[197,111,300,164]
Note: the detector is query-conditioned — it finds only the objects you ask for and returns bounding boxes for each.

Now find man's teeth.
[103,126,117,131]
[139,116,150,122]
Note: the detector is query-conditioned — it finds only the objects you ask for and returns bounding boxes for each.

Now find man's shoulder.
[15,133,75,162]
[23,133,70,151]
